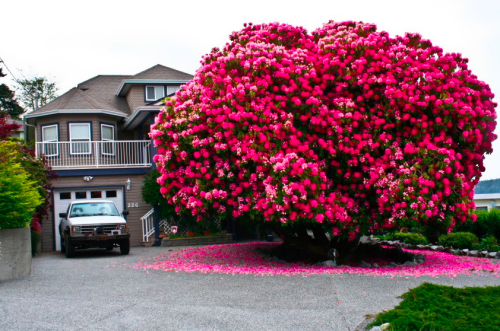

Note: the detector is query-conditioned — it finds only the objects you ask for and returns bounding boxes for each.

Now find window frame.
[69,122,92,155]
[100,123,116,156]
[41,123,59,157]
[145,85,165,102]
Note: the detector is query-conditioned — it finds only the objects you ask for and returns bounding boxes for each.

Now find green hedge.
[385,232,428,245]
[454,209,500,240]
[0,143,43,229]
[438,232,479,249]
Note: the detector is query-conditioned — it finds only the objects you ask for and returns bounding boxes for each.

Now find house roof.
[130,64,193,80]
[474,193,500,200]
[24,65,193,122]
[25,85,127,118]
[116,64,193,96]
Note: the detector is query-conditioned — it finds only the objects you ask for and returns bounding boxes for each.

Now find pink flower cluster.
[134,243,500,278]
[151,21,497,237]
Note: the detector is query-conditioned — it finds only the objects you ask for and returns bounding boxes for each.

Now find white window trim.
[101,124,115,156]
[41,124,59,156]
[145,86,165,102]
[69,123,91,155]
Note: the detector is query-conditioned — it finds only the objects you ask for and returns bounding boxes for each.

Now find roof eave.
[123,106,162,130]
[24,109,128,119]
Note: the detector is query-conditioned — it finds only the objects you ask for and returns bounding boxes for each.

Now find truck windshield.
[70,202,120,217]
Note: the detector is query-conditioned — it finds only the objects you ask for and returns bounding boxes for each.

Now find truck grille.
[80,225,117,235]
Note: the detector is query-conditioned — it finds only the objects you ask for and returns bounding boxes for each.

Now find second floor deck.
[36,140,152,169]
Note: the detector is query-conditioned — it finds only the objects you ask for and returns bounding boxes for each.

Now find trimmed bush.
[0,142,43,229]
[455,209,500,240]
[438,232,479,249]
[385,232,428,245]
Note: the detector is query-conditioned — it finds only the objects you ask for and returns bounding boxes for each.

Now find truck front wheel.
[65,237,75,258]
[120,239,130,255]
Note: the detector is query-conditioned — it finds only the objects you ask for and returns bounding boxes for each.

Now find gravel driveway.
[1,245,499,331]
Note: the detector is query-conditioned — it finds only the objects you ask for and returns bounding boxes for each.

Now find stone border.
[161,233,233,247]
[380,240,500,259]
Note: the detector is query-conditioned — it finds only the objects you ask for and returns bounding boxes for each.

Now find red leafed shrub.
[151,21,497,241]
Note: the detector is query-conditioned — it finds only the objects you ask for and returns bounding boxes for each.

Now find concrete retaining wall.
[0,227,32,281]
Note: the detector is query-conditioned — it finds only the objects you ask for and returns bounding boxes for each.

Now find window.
[59,192,71,200]
[90,191,102,199]
[101,124,115,155]
[75,192,87,199]
[145,86,165,101]
[106,190,117,198]
[476,206,488,211]
[167,85,181,96]
[70,123,91,155]
[42,124,58,156]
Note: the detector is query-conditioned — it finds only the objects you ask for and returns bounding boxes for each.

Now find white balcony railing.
[35,140,152,169]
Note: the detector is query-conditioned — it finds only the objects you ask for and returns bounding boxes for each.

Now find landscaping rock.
[388,262,398,268]
[369,327,382,331]
[360,261,371,268]
[442,247,452,253]
[462,249,469,256]
[380,323,391,330]
[469,250,479,257]
[488,252,498,259]
[323,260,337,267]
[480,251,489,258]
[372,263,379,268]
[402,261,417,267]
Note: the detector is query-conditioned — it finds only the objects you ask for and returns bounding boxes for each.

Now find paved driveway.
[1,245,499,331]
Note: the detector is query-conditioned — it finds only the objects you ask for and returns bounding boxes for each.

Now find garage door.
[54,188,124,251]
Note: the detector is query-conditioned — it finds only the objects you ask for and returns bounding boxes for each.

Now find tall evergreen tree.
[0,68,24,119]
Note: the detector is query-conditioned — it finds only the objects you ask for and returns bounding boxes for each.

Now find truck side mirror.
[59,213,68,218]
[122,210,129,216]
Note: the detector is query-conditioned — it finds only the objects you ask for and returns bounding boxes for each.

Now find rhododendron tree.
[151,21,497,257]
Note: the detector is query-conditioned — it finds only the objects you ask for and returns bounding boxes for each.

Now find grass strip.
[369,282,500,331]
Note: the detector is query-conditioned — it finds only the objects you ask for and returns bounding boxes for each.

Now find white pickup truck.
[58,200,130,258]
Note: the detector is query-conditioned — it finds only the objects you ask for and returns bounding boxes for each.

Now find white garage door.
[54,188,124,251]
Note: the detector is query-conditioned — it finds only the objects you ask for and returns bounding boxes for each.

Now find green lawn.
[369,283,500,331]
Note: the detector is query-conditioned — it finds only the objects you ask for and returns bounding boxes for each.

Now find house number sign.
[127,203,139,208]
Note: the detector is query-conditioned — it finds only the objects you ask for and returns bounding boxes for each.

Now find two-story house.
[25,65,193,252]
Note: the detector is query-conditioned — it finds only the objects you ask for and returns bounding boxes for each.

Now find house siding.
[36,114,120,142]
[42,173,151,252]
[126,86,147,113]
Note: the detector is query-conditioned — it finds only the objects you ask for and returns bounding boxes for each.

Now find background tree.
[0,68,24,119]
[16,76,58,112]
[151,21,497,259]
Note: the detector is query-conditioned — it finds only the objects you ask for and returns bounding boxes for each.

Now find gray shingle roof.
[131,64,193,80]
[25,65,193,118]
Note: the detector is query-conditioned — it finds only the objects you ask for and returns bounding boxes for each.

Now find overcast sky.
[1,0,498,180]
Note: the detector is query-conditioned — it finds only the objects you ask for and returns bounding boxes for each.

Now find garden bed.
[161,233,233,247]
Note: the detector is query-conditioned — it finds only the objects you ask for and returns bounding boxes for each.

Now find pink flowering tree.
[151,21,497,258]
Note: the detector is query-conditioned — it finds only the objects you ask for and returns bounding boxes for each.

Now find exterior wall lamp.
[126,178,131,191]
[83,176,93,182]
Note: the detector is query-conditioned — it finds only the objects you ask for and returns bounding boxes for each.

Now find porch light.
[126,178,131,191]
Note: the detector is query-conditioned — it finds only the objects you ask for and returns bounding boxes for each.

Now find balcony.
[35,140,152,169]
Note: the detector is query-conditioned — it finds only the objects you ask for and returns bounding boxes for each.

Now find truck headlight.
[117,224,128,230]
[71,226,81,232]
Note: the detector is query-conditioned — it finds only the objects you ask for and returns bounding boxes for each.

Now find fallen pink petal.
[134,243,500,278]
